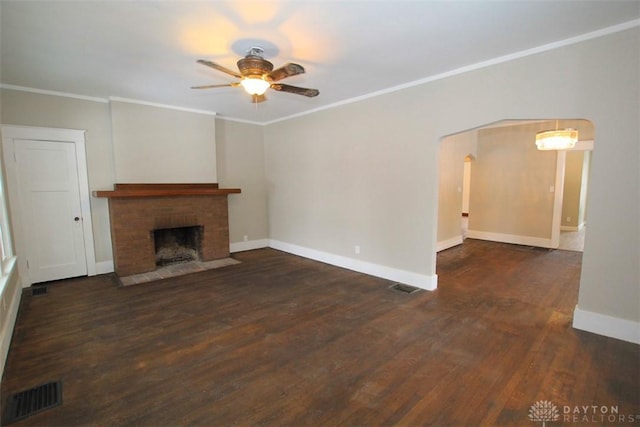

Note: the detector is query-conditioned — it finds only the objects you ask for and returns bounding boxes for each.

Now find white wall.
[264,28,639,341]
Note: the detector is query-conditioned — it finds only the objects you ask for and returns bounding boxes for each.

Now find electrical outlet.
[243,235,248,242]
[355,245,360,254]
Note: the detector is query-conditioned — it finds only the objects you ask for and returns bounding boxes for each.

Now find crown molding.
[108,97,217,116]
[214,115,264,126]
[263,19,640,126]
[0,83,109,103]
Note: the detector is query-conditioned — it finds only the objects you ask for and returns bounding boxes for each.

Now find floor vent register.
[4,381,63,424]
[390,283,420,294]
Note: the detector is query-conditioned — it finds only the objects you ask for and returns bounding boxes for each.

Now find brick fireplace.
[94,184,241,277]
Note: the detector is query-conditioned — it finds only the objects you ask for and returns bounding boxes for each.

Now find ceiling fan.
[192,47,319,102]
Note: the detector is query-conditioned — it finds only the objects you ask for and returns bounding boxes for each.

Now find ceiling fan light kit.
[240,77,270,96]
[193,46,319,102]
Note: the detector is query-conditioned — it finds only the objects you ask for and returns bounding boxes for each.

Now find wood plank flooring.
[1,239,638,426]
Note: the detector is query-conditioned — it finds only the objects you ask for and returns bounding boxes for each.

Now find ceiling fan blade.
[196,59,242,79]
[266,63,305,82]
[191,83,240,89]
[251,94,267,103]
[270,83,319,97]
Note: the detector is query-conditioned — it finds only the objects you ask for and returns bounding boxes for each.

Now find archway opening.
[436,119,594,255]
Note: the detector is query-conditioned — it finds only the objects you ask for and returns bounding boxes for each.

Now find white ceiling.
[1,1,639,124]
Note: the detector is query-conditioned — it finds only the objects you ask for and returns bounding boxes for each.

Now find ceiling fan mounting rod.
[246,46,265,58]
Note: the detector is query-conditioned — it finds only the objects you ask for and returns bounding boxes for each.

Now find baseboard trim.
[269,240,437,291]
[561,223,585,232]
[466,230,552,248]
[437,235,463,252]
[230,239,270,253]
[573,305,640,344]
[94,260,114,275]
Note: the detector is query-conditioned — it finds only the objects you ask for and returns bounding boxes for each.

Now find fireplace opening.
[153,226,203,266]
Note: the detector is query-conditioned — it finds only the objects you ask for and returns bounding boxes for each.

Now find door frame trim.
[551,139,595,248]
[1,125,96,286]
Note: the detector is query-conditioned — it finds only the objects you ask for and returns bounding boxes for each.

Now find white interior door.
[15,139,87,283]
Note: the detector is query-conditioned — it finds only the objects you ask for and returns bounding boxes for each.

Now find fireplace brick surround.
[94,184,241,277]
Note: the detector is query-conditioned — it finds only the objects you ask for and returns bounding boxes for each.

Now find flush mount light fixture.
[535,121,578,150]
[240,76,271,96]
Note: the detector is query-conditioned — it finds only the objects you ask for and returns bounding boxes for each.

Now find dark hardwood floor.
[1,239,638,426]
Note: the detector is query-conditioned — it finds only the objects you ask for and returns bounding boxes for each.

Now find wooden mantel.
[93,183,241,198]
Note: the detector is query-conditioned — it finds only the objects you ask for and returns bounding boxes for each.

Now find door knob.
[74,217,80,222]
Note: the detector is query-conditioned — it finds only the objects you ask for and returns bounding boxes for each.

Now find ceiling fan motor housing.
[237,49,274,78]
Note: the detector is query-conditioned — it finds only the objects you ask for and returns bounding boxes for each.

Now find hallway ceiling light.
[536,122,578,150]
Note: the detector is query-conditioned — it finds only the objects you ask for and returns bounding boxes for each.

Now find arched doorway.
[437,119,593,253]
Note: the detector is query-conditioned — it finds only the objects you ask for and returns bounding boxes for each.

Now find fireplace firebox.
[153,226,203,266]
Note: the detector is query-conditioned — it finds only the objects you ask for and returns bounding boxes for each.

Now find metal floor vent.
[31,286,48,296]
[4,381,62,424]
[391,283,420,294]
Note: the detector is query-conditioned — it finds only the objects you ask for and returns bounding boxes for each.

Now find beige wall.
[437,130,476,248]
[562,150,586,229]
[470,124,558,241]
[265,98,434,275]
[578,151,590,227]
[264,28,639,325]
[110,100,217,183]
[216,119,268,245]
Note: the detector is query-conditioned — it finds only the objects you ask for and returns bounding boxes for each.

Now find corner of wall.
[230,239,269,253]
[573,305,640,344]
[269,239,437,291]
[437,235,464,252]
